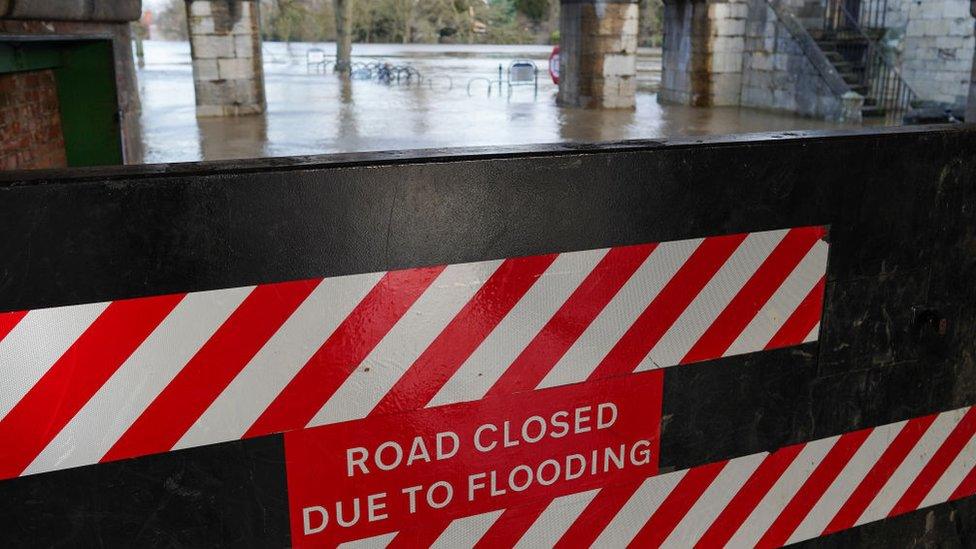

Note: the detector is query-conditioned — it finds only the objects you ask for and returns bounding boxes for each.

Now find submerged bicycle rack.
[303,50,547,100]
[466,59,539,99]
[305,50,454,91]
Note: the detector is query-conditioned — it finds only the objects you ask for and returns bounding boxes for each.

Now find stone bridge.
[561,0,974,121]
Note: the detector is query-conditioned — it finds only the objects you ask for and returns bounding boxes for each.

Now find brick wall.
[0,18,143,163]
[0,69,67,170]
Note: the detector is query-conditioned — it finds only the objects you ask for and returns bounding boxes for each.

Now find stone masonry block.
[217,57,254,80]
[710,72,742,104]
[232,6,257,35]
[711,51,743,73]
[590,3,638,37]
[193,79,228,105]
[710,36,745,53]
[772,70,798,88]
[602,54,637,77]
[583,34,637,54]
[232,21,254,36]
[944,1,969,18]
[598,75,637,108]
[241,3,255,19]
[949,18,973,37]
[935,36,964,49]
[773,53,792,71]
[192,58,219,80]
[189,15,215,34]
[189,1,211,16]
[772,88,798,110]
[198,78,258,107]
[192,34,234,59]
[234,33,254,57]
[928,19,952,36]
[743,86,774,107]
[621,5,639,35]
[227,78,258,104]
[730,3,750,18]
[622,33,639,52]
[195,104,226,117]
[747,69,774,89]
[714,19,747,37]
[708,3,731,19]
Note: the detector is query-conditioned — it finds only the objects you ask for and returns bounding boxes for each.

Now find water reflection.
[135,40,861,164]
[409,74,431,137]
[558,102,639,143]
[197,112,268,161]
[337,75,360,147]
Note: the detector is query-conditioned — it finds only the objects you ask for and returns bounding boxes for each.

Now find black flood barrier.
[0,125,975,547]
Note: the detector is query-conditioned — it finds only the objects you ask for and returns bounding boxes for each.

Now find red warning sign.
[285,370,663,546]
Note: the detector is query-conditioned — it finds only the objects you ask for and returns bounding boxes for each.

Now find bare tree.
[334,0,354,72]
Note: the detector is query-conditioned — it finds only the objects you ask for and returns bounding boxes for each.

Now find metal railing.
[822,0,917,118]
[862,46,916,117]
[824,0,887,31]
[466,61,539,100]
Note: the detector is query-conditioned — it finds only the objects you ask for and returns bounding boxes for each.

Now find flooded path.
[136,41,859,163]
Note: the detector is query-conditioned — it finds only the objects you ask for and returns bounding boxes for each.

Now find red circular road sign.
[549,45,560,85]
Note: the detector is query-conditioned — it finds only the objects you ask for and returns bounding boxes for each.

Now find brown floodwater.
[136,40,866,163]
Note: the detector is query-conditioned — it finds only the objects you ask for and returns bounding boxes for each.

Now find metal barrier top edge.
[0,124,970,186]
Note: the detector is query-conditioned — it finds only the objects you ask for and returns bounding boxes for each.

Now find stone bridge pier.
[659,0,862,121]
[659,0,748,107]
[558,0,640,109]
[186,0,265,117]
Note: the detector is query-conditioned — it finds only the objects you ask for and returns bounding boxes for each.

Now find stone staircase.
[636,47,662,92]
[805,0,919,120]
[809,29,889,118]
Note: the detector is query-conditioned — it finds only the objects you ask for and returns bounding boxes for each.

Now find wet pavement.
[136,41,862,163]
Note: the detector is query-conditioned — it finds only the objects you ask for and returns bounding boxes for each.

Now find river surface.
[136,40,860,163]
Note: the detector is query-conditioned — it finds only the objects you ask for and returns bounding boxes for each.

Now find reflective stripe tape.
[418,405,976,549]
[0,226,828,481]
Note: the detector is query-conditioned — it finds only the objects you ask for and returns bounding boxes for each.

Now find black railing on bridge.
[823,0,918,119]
[824,0,887,31]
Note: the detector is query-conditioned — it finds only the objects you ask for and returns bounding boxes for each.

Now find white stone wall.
[661,0,847,115]
[885,0,974,105]
[740,0,849,119]
[790,0,973,105]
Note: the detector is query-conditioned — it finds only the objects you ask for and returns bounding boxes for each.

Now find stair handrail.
[824,0,888,32]
[825,0,919,116]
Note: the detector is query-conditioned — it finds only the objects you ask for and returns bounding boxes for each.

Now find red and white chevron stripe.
[352,405,976,548]
[0,226,827,480]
